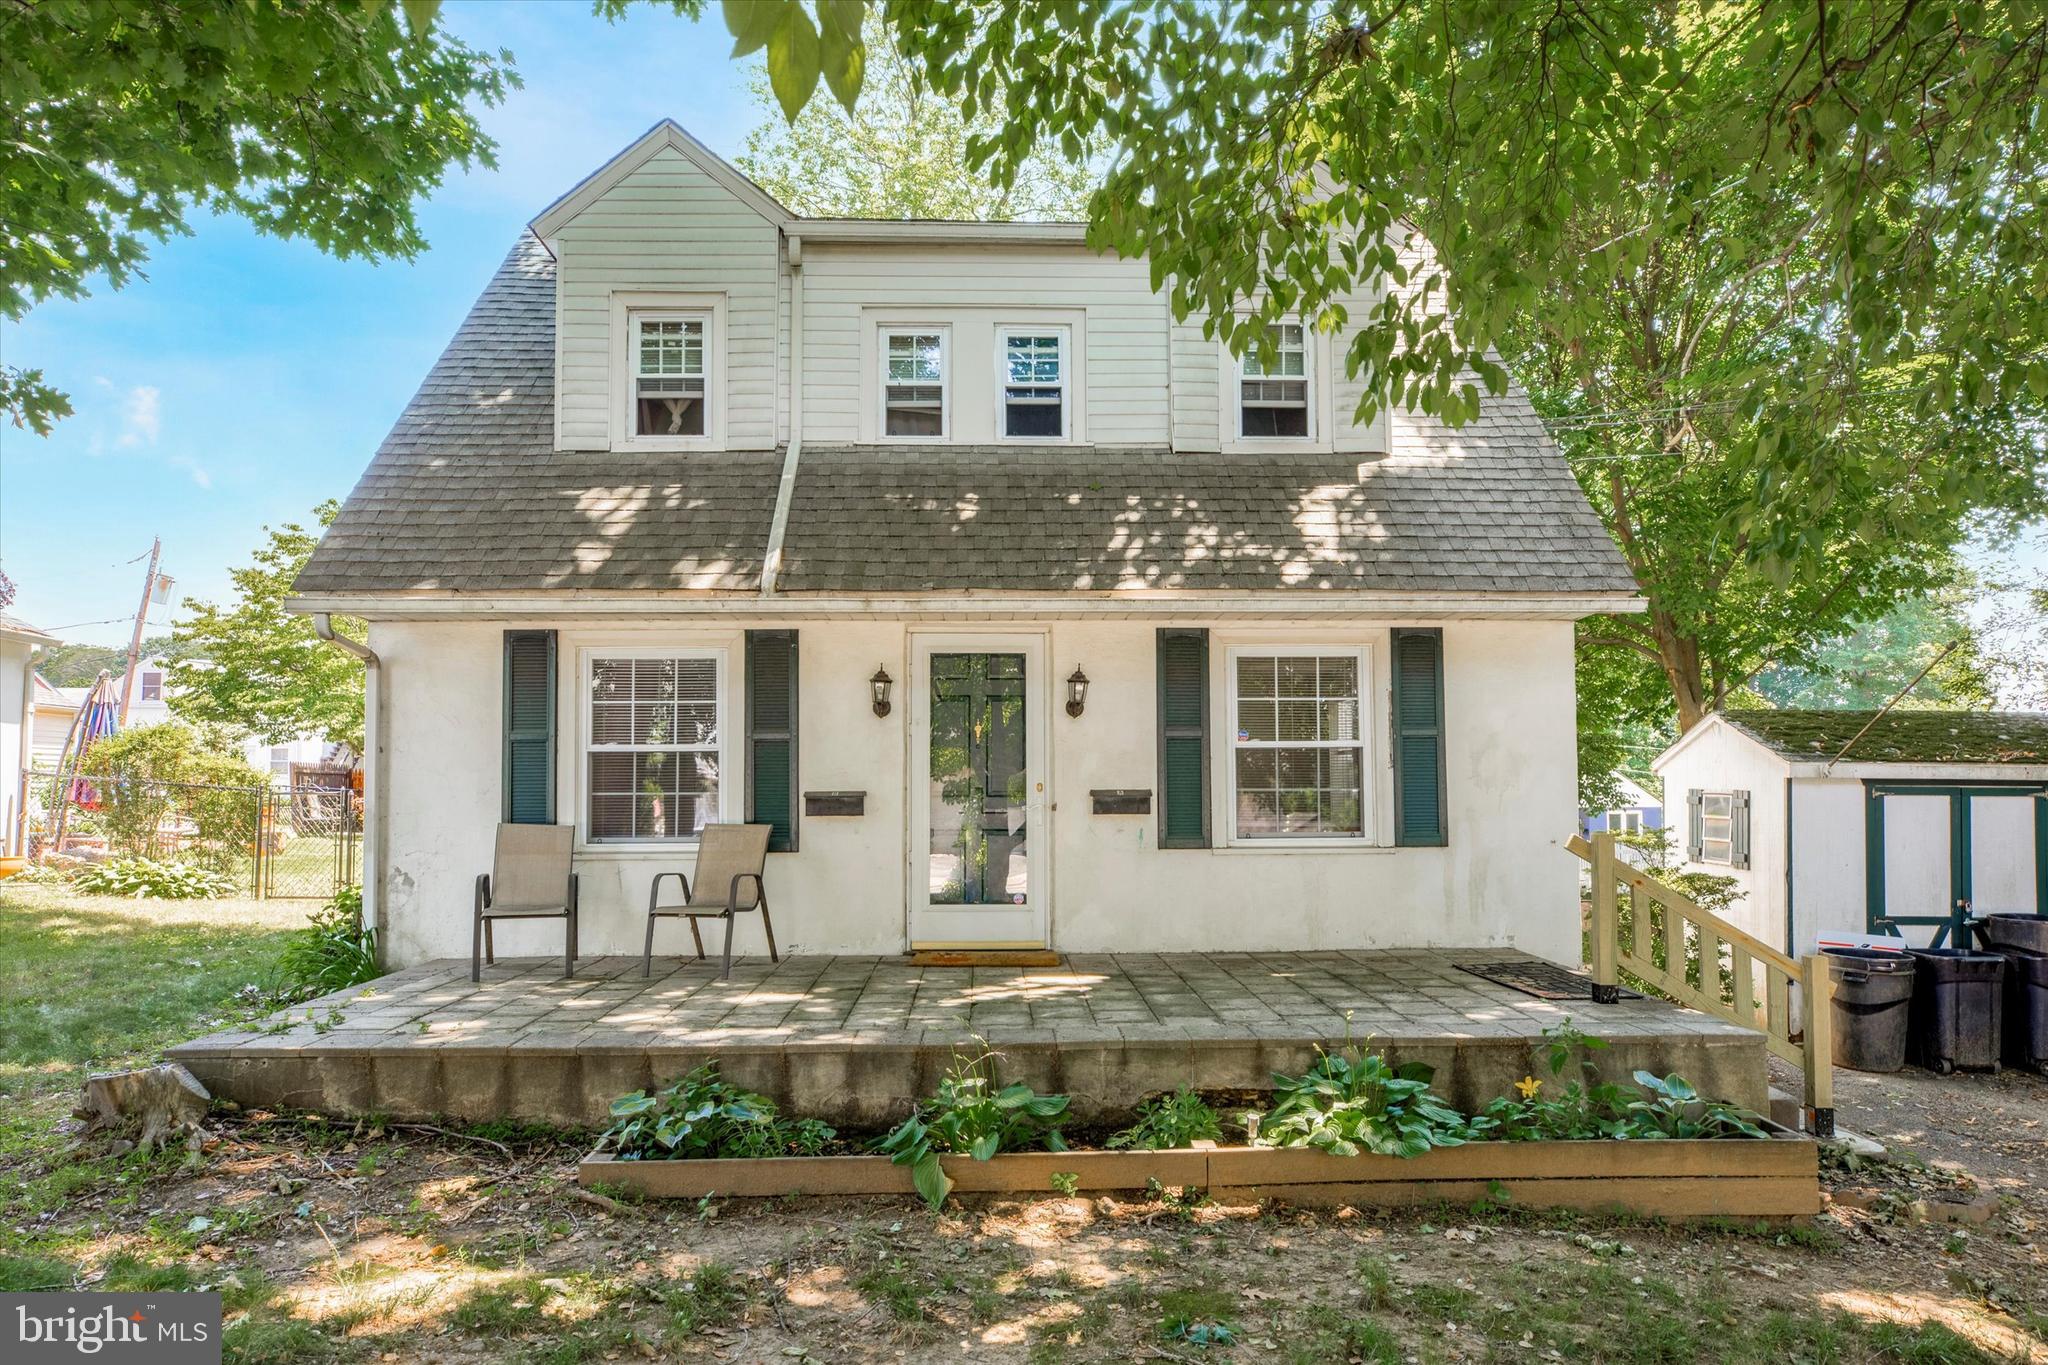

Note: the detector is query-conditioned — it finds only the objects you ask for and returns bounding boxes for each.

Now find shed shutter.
[746,630,798,852]
[502,630,556,825]
[1390,628,1447,846]
[1686,789,1704,861]
[1731,789,1751,870]
[1156,629,1210,848]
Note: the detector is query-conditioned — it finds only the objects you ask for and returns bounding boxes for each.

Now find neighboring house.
[31,662,340,784]
[1654,709,2048,955]
[1,613,57,855]
[1582,775,1663,838]
[288,120,1641,969]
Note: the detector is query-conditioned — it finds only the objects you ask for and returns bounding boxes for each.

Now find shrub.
[74,723,269,871]
[875,1053,1069,1210]
[1476,1019,1765,1141]
[276,886,378,995]
[1259,1049,1484,1157]
[71,857,237,900]
[1108,1087,1222,1150]
[603,1065,834,1162]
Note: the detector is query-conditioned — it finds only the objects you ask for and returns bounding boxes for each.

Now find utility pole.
[117,537,164,725]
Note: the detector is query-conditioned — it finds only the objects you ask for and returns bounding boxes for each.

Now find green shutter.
[1731,790,1752,869]
[746,630,798,852]
[1686,789,1704,861]
[1156,628,1210,848]
[502,630,556,825]
[1390,628,1447,847]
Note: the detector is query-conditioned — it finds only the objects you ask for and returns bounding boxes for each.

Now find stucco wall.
[370,615,1581,968]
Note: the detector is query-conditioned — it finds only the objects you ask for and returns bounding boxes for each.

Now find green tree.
[2,0,516,434]
[33,638,177,689]
[734,16,1093,219]
[168,503,365,752]
[1751,583,1992,710]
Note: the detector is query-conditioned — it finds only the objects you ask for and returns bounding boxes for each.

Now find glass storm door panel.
[909,636,1048,948]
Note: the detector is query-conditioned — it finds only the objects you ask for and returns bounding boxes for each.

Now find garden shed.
[1653,710,2048,954]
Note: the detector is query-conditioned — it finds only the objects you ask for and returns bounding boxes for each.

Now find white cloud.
[116,385,161,447]
[168,455,212,490]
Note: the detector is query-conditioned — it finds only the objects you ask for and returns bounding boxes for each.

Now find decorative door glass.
[927,654,1029,905]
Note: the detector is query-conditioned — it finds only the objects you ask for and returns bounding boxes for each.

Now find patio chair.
[472,823,578,982]
[644,822,778,981]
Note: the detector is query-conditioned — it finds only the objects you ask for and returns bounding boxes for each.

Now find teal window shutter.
[1157,628,1210,848]
[746,630,798,852]
[502,630,556,824]
[1389,628,1446,846]
[1686,789,1704,860]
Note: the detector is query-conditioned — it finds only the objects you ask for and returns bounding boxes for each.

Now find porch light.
[870,666,893,718]
[1065,666,1089,718]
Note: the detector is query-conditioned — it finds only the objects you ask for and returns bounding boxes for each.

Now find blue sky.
[1,1,756,646]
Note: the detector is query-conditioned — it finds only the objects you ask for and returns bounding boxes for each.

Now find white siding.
[552,145,781,450]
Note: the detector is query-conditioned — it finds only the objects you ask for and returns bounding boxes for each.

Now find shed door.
[1875,792,1956,945]
[1969,791,2043,916]
[1866,782,2048,946]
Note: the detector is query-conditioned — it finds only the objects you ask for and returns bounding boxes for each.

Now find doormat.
[909,950,1064,968]
[1454,959,1640,1001]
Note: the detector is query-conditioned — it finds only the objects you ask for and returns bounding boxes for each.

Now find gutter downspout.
[313,614,386,957]
[760,232,803,597]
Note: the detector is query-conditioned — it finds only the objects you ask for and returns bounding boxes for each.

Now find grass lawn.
[0,879,2042,1362]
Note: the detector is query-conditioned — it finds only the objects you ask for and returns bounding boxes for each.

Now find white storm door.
[907,633,1049,948]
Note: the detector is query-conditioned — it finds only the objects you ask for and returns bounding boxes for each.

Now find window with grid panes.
[633,315,707,437]
[1239,322,1309,437]
[586,653,722,841]
[1229,650,1366,838]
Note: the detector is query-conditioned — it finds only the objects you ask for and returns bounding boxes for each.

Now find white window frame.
[609,292,724,451]
[579,646,730,846]
[994,324,1071,442]
[139,670,163,703]
[1699,791,1735,864]
[879,325,951,442]
[1235,320,1314,443]
[1223,644,1375,847]
[1608,810,1642,834]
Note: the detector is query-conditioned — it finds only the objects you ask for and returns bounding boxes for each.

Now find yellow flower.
[1515,1075,1543,1099]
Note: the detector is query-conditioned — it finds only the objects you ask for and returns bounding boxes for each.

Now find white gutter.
[760,233,803,596]
[312,615,387,959]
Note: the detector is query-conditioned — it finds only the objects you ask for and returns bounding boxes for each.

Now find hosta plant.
[72,856,236,900]
[875,1054,1069,1210]
[1259,1049,1486,1158]
[604,1065,834,1162]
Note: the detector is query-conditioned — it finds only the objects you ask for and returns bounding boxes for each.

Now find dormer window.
[634,313,708,438]
[1238,322,1310,438]
[999,327,1069,439]
[882,329,948,438]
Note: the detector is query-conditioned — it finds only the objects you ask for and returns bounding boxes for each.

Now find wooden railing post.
[1589,832,1620,1004]
[1800,952,1836,1139]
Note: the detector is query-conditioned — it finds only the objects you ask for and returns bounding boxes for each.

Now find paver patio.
[169,950,1769,1127]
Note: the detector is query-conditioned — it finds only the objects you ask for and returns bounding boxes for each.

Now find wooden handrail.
[1571,830,1835,1137]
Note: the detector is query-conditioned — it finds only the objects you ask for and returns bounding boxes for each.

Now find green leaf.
[725,0,785,58]
[399,0,441,33]
[817,12,865,113]
[910,1152,953,1211]
[765,5,822,122]
[969,1131,1000,1162]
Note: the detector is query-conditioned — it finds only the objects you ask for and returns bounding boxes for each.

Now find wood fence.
[1569,831,1835,1137]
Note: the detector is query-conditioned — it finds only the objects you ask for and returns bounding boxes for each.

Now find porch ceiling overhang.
[285,588,1645,622]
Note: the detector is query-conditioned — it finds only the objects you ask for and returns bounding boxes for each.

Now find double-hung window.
[586,652,724,842]
[1238,322,1310,438]
[633,314,708,439]
[882,330,947,437]
[999,327,1068,438]
[1699,792,1735,864]
[1229,648,1368,840]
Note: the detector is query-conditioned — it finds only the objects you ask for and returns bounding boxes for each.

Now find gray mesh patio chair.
[473,824,578,981]
[644,823,777,980]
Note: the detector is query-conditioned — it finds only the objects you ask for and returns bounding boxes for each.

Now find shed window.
[1000,328,1067,438]
[1228,649,1367,839]
[883,330,947,437]
[1239,322,1310,438]
[633,315,708,438]
[585,652,724,842]
[1700,791,1735,864]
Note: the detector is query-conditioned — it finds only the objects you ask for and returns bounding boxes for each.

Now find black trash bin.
[1907,949,2006,1074]
[1975,913,2048,955]
[1822,947,1916,1073]
[1998,950,2048,1074]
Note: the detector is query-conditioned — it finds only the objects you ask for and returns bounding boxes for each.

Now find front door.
[908,633,1048,947]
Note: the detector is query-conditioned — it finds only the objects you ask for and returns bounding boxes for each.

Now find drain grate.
[1454,959,1640,1001]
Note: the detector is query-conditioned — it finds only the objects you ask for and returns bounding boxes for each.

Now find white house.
[31,660,340,783]
[288,121,1642,970]
[1654,709,2048,954]
[0,613,57,856]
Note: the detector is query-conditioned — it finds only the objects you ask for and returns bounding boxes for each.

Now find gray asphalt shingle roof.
[297,234,1636,599]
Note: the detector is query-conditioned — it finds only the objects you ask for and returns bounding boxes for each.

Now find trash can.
[1975,913,2048,955]
[1821,947,1917,1073]
[1998,950,2048,1074]
[1906,949,2005,1074]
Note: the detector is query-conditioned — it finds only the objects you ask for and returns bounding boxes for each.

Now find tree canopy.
[167,503,365,752]
[1,0,515,434]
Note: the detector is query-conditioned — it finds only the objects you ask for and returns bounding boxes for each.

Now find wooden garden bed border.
[580,1129,1819,1219]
